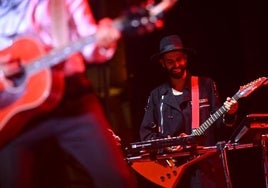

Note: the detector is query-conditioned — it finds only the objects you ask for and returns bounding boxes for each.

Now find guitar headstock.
[114,0,179,37]
[149,0,179,17]
[235,77,268,99]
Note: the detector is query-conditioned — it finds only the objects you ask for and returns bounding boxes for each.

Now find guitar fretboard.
[192,93,240,136]
[25,35,95,74]
[192,105,228,136]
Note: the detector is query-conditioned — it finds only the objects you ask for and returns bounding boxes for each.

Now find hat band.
[161,44,185,54]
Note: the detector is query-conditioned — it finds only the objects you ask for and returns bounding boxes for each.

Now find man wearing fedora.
[139,35,238,187]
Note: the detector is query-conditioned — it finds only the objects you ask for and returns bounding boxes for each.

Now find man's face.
[160,51,188,79]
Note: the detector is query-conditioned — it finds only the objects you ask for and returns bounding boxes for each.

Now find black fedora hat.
[151,35,195,62]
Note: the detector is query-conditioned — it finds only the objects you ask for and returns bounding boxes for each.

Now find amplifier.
[234,113,268,143]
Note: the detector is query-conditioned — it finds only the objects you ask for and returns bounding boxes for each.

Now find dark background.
[88,0,268,187]
[89,0,268,144]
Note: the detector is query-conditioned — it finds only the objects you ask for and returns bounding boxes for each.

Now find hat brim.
[150,48,195,63]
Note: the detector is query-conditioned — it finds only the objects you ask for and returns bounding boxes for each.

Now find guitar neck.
[191,94,240,136]
[191,105,228,136]
[25,0,180,74]
[25,35,95,74]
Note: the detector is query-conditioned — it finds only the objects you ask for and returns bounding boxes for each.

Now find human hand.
[224,97,238,115]
[166,133,188,152]
[107,129,121,146]
[96,18,121,50]
[0,54,22,79]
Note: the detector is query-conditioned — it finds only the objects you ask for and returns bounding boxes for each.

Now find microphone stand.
[261,134,268,187]
[217,141,233,188]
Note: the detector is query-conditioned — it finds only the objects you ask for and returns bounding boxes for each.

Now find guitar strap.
[191,76,199,129]
[49,0,69,47]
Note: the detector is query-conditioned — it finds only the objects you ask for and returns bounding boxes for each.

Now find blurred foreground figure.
[0,0,136,187]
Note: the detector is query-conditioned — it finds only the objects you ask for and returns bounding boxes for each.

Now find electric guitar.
[0,0,179,148]
[128,77,268,188]
[191,76,268,136]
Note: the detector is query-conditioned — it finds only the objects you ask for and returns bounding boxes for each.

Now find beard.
[168,66,186,79]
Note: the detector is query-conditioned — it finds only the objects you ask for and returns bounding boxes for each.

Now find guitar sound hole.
[5,59,26,87]
[8,71,26,87]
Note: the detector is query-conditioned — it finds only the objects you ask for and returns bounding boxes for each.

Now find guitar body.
[131,150,217,188]
[0,37,64,148]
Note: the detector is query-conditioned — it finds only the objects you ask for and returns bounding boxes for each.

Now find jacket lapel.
[160,76,192,111]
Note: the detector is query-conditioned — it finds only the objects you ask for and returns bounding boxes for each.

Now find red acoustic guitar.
[0,37,65,148]
[0,0,179,148]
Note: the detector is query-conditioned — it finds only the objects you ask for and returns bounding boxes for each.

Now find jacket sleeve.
[210,79,222,115]
[209,79,228,126]
[139,94,162,141]
[208,79,237,142]
[223,113,237,126]
[209,79,237,127]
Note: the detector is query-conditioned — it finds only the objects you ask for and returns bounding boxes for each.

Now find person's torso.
[151,77,220,144]
[0,0,96,76]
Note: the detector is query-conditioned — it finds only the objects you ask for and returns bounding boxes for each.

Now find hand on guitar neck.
[224,97,238,115]
[96,0,178,49]
[96,18,121,50]
[0,54,24,87]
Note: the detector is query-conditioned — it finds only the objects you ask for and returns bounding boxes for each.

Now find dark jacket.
[140,74,234,146]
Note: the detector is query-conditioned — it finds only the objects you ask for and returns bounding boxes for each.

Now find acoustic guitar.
[0,0,179,148]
